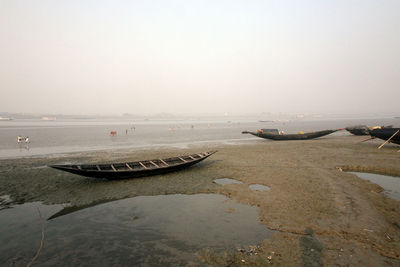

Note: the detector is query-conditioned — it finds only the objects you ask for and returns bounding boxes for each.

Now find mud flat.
[0,135,399,266]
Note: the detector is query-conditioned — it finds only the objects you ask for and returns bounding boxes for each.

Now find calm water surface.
[350,172,400,201]
[1,117,397,158]
[213,178,243,185]
[249,184,270,191]
[0,194,272,266]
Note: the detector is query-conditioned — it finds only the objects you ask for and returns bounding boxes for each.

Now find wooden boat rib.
[242,129,342,141]
[369,128,400,145]
[50,151,217,180]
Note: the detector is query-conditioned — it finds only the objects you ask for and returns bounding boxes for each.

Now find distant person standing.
[17,136,22,144]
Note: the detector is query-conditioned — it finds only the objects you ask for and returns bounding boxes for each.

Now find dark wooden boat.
[369,128,400,145]
[346,125,392,136]
[345,125,370,136]
[50,151,217,179]
[242,129,342,141]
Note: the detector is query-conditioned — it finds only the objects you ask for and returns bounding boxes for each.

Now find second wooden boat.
[242,129,342,141]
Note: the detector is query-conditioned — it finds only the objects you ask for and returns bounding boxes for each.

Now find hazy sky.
[1,0,399,115]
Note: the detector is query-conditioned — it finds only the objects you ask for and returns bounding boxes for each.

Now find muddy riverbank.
[1,135,399,266]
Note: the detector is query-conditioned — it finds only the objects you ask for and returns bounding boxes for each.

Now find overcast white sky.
[1,0,399,115]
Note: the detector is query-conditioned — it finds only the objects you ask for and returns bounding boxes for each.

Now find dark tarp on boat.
[242,129,342,141]
[345,125,370,136]
[50,151,217,180]
[345,125,392,136]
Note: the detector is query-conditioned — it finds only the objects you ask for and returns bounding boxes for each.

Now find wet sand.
[1,135,399,266]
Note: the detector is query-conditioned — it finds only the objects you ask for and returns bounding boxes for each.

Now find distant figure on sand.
[17,136,22,144]
[25,137,29,143]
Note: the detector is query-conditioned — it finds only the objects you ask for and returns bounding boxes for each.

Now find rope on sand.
[27,207,45,267]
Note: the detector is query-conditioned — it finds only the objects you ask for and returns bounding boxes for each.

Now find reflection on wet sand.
[47,198,120,220]
[1,194,272,266]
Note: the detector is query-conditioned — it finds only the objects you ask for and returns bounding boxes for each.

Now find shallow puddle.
[249,184,270,191]
[213,178,243,185]
[350,172,400,201]
[0,194,272,266]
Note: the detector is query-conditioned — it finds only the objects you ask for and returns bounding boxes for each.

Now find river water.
[0,117,397,158]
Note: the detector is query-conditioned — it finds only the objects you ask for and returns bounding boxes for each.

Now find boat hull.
[242,129,339,141]
[50,151,216,180]
[345,125,370,136]
[369,128,400,145]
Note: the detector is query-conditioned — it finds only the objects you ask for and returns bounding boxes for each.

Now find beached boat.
[242,129,342,141]
[369,128,400,145]
[50,151,217,179]
[345,125,370,136]
[346,125,392,136]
